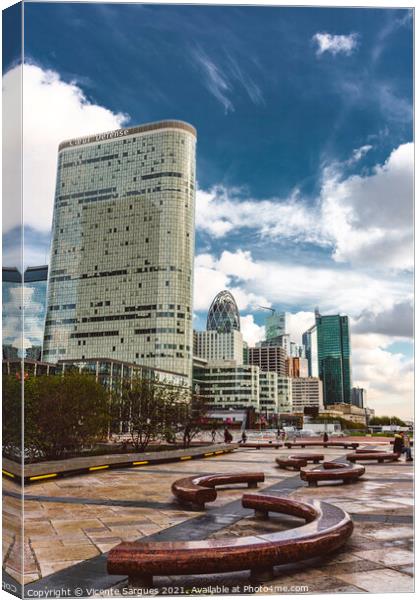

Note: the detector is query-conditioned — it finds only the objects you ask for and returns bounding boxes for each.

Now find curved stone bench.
[171,472,265,509]
[107,494,354,586]
[346,452,400,463]
[285,441,359,450]
[276,454,324,471]
[300,461,365,487]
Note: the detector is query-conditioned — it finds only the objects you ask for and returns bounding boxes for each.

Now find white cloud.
[191,46,264,114]
[194,249,412,328]
[321,142,413,268]
[2,63,129,235]
[313,32,359,56]
[351,333,413,419]
[196,142,413,271]
[240,314,265,347]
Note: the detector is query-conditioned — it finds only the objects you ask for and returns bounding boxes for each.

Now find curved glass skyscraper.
[206,290,240,333]
[43,121,196,384]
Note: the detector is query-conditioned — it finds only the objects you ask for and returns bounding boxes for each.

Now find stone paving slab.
[2,445,414,595]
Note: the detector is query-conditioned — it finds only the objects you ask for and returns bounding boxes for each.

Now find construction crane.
[257,305,275,314]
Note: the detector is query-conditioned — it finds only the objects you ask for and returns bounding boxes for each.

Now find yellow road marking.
[88,465,109,471]
[204,452,214,457]
[180,456,192,460]
[2,469,15,478]
[132,461,149,466]
[29,473,57,481]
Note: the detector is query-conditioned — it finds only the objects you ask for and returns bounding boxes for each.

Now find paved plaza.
[2,442,414,595]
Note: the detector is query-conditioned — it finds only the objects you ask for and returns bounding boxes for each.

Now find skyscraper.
[265,310,289,340]
[302,323,319,377]
[206,290,240,333]
[315,313,352,406]
[43,121,196,384]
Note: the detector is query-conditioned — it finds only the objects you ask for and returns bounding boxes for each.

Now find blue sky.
[2,2,413,416]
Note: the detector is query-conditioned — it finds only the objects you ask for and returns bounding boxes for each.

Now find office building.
[206,290,240,333]
[193,360,260,411]
[291,377,323,413]
[302,323,318,377]
[277,376,292,413]
[316,313,352,406]
[286,356,309,378]
[265,310,289,340]
[248,345,287,376]
[2,267,22,359]
[194,329,244,364]
[351,387,366,408]
[259,370,279,414]
[24,266,48,360]
[42,120,196,385]
[3,266,49,360]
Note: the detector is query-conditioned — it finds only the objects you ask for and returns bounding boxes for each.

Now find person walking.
[323,432,329,443]
[241,431,247,444]
[211,428,217,443]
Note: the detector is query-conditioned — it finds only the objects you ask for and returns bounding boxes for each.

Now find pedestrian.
[403,432,413,462]
[211,428,216,443]
[224,427,232,444]
[276,428,281,441]
[393,432,404,456]
[281,430,286,442]
[241,431,247,444]
[323,432,329,443]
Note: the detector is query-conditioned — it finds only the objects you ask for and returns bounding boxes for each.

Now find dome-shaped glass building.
[206,290,240,333]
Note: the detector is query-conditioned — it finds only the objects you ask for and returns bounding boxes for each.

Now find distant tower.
[206,290,240,333]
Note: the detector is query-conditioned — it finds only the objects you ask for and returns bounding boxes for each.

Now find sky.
[2,2,413,418]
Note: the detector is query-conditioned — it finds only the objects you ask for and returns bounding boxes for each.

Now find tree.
[179,392,208,448]
[116,375,190,452]
[2,374,22,459]
[23,373,109,460]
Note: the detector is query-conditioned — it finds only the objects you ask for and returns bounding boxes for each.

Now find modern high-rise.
[302,324,319,377]
[2,266,48,360]
[194,329,244,364]
[248,345,287,376]
[43,121,196,385]
[265,310,289,340]
[24,266,48,360]
[351,387,366,408]
[206,290,240,333]
[315,313,352,406]
[2,267,22,359]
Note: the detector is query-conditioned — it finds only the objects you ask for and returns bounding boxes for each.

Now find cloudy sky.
[3,3,413,417]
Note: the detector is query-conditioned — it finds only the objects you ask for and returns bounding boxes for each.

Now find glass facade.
[23,266,48,360]
[302,324,319,377]
[193,362,259,411]
[316,314,352,406]
[2,267,22,359]
[265,311,289,340]
[206,290,240,333]
[42,121,196,384]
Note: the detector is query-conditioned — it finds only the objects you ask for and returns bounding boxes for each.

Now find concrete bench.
[242,442,283,449]
[346,452,400,463]
[107,494,354,587]
[284,441,359,450]
[300,461,365,487]
[171,472,265,509]
[276,454,324,471]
